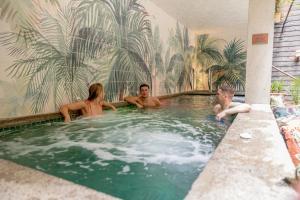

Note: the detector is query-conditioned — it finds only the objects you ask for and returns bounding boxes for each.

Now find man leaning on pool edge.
[124,84,161,108]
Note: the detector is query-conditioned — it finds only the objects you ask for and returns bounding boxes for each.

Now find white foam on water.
[57,161,72,166]
[36,165,45,171]
[80,165,94,171]
[118,165,130,175]
[1,129,213,166]
[93,160,109,166]
[0,109,224,168]
[82,127,99,131]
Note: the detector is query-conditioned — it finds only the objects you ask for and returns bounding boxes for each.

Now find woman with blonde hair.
[60,83,116,122]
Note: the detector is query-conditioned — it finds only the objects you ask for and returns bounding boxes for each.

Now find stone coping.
[0,90,215,130]
[185,104,297,200]
[0,159,119,200]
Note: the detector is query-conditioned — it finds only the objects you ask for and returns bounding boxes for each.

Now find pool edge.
[185,104,297,200]
[0,159,120,200]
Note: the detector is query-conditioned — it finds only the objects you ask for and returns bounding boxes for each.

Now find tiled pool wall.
[0,91,213,134]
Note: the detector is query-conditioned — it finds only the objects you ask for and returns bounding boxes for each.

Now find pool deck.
[185,104,297,200]
[0,159,119,200]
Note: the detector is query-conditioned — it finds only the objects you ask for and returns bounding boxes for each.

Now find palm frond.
[223,38,246,64]
[0,0,60,29]
[195,34,223,70]
[0,2,100,113]
[209,38,247,92]
[167,53,184,73]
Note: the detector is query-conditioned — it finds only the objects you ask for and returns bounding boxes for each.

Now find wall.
[272,0,300,101]
[245,0,275,104]
[0,0,195,118]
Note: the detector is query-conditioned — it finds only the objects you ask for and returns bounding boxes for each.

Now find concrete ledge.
[0,159,119,200]
[185,104,297,200]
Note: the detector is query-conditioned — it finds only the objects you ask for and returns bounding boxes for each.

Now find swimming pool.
[0,95,226,200]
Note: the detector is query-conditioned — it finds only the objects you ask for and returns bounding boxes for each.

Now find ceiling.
[150,0,249,35]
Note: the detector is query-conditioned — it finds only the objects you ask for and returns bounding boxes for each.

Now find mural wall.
[0,0,191,117]
[0,0,247,118]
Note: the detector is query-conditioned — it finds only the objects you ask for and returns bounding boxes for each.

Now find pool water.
[0,95,226,200]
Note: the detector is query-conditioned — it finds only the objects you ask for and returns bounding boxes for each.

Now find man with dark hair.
[124,84,161,108]
[214,85,251,121]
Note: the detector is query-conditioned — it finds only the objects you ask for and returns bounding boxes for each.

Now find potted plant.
[271,81,285,93]
[270,81,286,107]
[291,78,300,105]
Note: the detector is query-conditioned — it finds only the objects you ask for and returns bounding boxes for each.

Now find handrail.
[281,0,295,33]
[272,65,297,80]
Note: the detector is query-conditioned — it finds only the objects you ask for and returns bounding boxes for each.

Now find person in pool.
[60,83,116,122]
[124,83,161,108]
[213,85,251,121]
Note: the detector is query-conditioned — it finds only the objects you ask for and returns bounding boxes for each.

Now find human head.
[216,85,235,104]
[139,83,150,98]
[88,83,104,101]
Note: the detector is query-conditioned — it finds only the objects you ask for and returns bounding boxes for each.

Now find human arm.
[216,103,251,121]
[102,101,117,111]
[59,101,87,123]
[153,97,161,107]
[124,96,143,108]
[213,104,222,114]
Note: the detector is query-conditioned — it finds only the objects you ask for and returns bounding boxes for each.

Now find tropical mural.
[0,0,247,118]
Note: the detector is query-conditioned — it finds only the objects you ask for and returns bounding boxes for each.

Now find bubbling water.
[0,95,227,200]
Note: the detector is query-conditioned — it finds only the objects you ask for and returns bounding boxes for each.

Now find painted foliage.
[0,0,194,116]
[0,0,246,117]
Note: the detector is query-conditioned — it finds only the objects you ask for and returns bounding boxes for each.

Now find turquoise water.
[0,95,226,200]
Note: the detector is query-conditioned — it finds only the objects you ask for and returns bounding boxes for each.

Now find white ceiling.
[150,0,249,39]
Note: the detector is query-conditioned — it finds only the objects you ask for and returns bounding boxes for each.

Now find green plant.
[207,39,246,91]
[271,81,284,93]
[291,78,300,105]
[194,34,222,91]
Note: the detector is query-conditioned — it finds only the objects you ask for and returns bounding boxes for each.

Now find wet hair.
[88,83,103,101]
[219,85,235,97]
[139,83,150,91]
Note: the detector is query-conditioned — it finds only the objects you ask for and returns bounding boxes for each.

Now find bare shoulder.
[213,104,222,114]
[61,100,87,111]
[77,100,89,109]
[152,96,160,101]
[152,97,161,105]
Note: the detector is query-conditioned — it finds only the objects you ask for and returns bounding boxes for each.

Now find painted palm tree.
[167,23,194,92]
[149,26,177,95]
[207,39,246,91]
[0,0,59,29]
[0,3,100,113]
[194,34,223,91]
[75,0,153,101]
[149,26,164,95]
[163,48,178,94]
